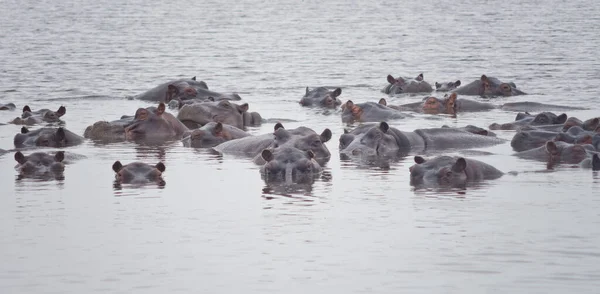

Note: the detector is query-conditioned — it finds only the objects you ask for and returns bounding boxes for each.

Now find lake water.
[1,0,600,293]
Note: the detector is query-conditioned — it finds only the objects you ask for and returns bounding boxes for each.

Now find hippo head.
[480,75,525,96]
[563,117,600,131]
[0,103,16,110]
[84,121,127,142]
[186,122,233,148]
[19,127,71,147]
[421,93,458,114]
[259,147,322,184]
[341,100,364,123]
[14,151,65,177]
[300,87,342,108]
[435,80,461,91]
[21,105,66,122]
[409,155,468,188]
[125,103,177,140]
[339,122,400,157]
[177,100,248,129]
[166,84,198,103]
[531,112,568,125]
[272,125,332,164]
[387,74,406,87]
[545,141,595,165]
[112,161,166,184]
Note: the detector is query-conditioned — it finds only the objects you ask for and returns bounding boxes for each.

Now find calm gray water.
[1,0,600,293]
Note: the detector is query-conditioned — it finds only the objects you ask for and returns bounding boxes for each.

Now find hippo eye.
[311,140,321,147]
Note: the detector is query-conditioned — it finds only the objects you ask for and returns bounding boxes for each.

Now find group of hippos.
[1,73,599,188]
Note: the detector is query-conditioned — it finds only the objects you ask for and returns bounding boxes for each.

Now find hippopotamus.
[299,87,342,108]
[112,161,166,185]
[578,153,600,170]
[382,93,583,115]
[489,112,568,130]
[515,141,596,164]
[10,105,66,125]
[176,100,261,130]
[0,103,16,110]
[441,125,497,137]
[562,117,600,132]
[435,80,461,92]
[213,123,332,165]
[339,122,505,159]
[452,75,526,97]
[133,77,241,102]
[383,73,433,94]
[259,147,322,184]
[14,151,65,178]
[341,100,411,123]
[510,130,561,152]
[14,126,84,148]
[125,102,190,142]
[83,106,160,143]
[409,155,505,188]
[553,126,598,145]
[182,122,250,148]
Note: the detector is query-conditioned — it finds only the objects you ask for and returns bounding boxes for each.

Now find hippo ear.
[207,96,215,102]
[21,126,29,134]
[22,105,32,113]
[452,158,467,172]
[167,84,179,94]
[54,151,65,162]
[386,74,396,84]
[379,122,389,133]
[112,161,123,173]
[545,141,560,156]
[214,122,223,135]
[480,75,489,82]
[378,98,387,106]
[274,122,284,131]
[414,156,426,164]
[305,87,309,95]
[261,149,274,162]
[14,151,26,165]
[56,106,66,117]
[331,88,342,98]
[343,129,349,134]
[56,128,66,141]
[306,150,315,159]
[155,162,166,172]
[454,80,461,87]
[320,128,332,143]
[435,82,441,89]
[592,154,600,171]
[345,100,354,108]
[157,103,166,115]
[416,73,424,81]
[556,113,568,124]
[191,76,196,81]
[238,103,249,113]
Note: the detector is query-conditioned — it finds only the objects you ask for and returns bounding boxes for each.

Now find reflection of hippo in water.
[383,73,433,94]
[409,155,505,189]
[0,103,16,110]
[260,147,322,184]
[10,105,66,125]
[435,80,461,92]
[182,122,250,148]
[14,126,84,148]
[489,112,568,131]
[112,161,166,185]
[133,77,241,102]
[341,100,411,123]
[299,87,342,108]
[176,100,261,130]
[14,151,66,178]
[515,141,595,164]
[125,103,190,143]
[452,75,526,97]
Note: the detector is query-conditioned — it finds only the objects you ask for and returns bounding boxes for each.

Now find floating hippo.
[383,93,584,115]
[260,147,322,184]
[112,161,166,185]
[515,141,595,164]
[339,122,505,159]
[14,151,66,179]
[14,126,84,148]
[125,103,190,142]
[510,130,561,152]
[553,126,598,146]
[341,100,411,123]
[10,105,66,125]
[409,155,505,189]
[182,122,250,148]
[176,100,261,130]
[0,103,16,110]
[563,116,600,132]
[577,153,600,171]
[489,111,568,130]
[441,124,497,137]
[435,80,461,92]
[299,87,342,108]
[452,75,526,97]
[383,73,433,94]
[83,106,159,143]
[133,77,241,102]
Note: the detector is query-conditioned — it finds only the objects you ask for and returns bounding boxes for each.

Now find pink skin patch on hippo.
[184,87,197,96]
[422,97,440,110]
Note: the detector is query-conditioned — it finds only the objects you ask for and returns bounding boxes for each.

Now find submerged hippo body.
[182,122,250,148]
[383,74,433,94]
[515,141,595,164]
[176,100,260,130]
[435,80,461,92]
[0,103,17,110]
[112,161,166,185]
[10,105,66,125]
[510,130,561,152]
[14,127,84,148]
[299,87,342,108]
[341,100,411,123]
[489,112,568,131]
[125,103,190,143]
[409,155,504,188]
[133,77,241,102]
[14,151,66,179]
[452,75,526,97]
[260,147,322,184]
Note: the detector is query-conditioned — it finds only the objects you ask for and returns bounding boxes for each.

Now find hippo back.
[414,128,505,150]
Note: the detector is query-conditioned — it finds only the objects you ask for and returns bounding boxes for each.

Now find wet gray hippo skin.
[133,76,223,102]
[182,122,250,148]
[259,147,322,184]
[125,103,190,142]
[339,122,505,158]
[164,81,242,104]
[10,105,66,125]
[452,75,526,97]
[435,80,461,92]
[341,100,411,123]
[14,126,84,148]
[14,151,65,177]
[112,161,166,185]
[514,141,595,164]
[562,116,600,132]
[578,153,600,171]
[409,155,504,188]
[553,126,599,145]
[299,87,342,108]
[489,112,568,130]
[0,103,16,110]
[441,124,497,137]
[176,100,258,130]
[510,130,562,152]
[383,73,433,94]
[83,106,160,142]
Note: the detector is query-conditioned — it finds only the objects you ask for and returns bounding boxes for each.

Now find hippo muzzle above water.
[14,126,84,148]
[299,87,342,108]
[383,73,433,94]
[10,105,66,125]
[259,147,322,184]
[182,122,251,148]
[112,161,166,185]
[408,155,505,189]
[452,74,526,97]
